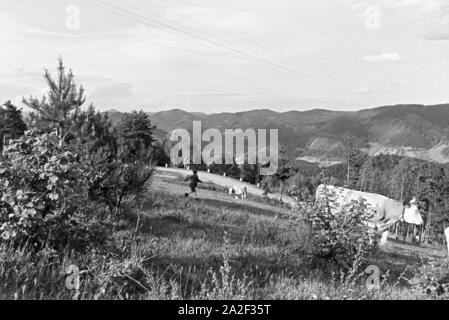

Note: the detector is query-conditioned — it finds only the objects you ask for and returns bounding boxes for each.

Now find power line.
[115,0,372,103]
[142,0,381,99]
[79,0,369,105]
[141,0,389,104]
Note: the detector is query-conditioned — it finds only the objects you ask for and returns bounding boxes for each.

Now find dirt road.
[156,166,297,208]
[154,174,293,218]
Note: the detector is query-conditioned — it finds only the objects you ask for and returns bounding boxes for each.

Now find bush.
[299,185,377,272]
[0,131,109,250]
[84,147,155,216]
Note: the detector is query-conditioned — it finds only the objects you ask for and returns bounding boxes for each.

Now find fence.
[389,220,447,248]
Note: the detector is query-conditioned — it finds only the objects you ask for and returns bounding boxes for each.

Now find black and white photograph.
[2,0,449,305]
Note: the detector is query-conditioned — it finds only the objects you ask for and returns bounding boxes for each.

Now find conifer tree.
[0,100,27,152]
[116,110,155,162]
[23,58,86,140]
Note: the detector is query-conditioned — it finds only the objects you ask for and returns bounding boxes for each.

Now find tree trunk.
[1,133,5,156]
[359,167,366,191]
[424,204,432,244]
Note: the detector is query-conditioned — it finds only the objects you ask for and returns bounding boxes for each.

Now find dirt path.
[154,177,293,218]
[156,166,297,208]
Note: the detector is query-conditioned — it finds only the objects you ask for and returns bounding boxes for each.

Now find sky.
[1,0,449,113]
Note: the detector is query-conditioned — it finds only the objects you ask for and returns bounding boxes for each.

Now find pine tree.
[0,101,27,150]
[23,58,86,140]
[0,100,27,136]
[0,100,27,152]
[116,110,155,163]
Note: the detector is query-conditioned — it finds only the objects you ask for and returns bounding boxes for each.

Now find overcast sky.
[1,0,449,113]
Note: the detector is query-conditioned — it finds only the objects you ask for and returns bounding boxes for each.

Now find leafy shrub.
[298,185,377,272]
[0,131,109,250]
[85,148,155,215]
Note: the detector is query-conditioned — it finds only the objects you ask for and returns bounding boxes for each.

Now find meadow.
[1,174,447,300]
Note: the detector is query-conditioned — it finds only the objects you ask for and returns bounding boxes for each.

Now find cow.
[445,227,449,257]
[315,184,424,246]
[229,185,248,200]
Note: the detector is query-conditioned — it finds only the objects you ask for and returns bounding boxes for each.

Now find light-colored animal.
[229,185,248,200]
[444,227,449,257]
[315,184,424,246]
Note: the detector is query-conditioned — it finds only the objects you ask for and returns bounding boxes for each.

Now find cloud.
[88,82,133,98]
[163,6,264,35]
[419,28,449,41]
[24,27,83,38]
[389,79,410,85]
[351,87,375,94]
[173,91,252,97]
[349,0,449,40]
[0,67,45,106]
[363,52,402,62]
[86,81,134,108]
[0,11,23,43]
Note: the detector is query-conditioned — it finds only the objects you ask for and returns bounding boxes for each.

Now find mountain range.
[104,104,449,165]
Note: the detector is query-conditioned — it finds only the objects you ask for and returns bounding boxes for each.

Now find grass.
[0,187,446,300]
[161,173,292,209]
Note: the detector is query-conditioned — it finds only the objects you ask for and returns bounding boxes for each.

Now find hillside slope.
[102,104,449,165]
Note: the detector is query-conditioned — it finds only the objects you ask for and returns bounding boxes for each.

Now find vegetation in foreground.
[0,189,448,300]
[2,58,449,300]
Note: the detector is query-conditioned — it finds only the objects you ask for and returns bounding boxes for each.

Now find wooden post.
[412,225,417,244]
[255,165,260,186]
[404,222,408,243]
[418,226,424,245]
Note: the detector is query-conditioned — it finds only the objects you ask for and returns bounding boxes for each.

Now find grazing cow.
[315,184,424,246]
[229,185,248,200]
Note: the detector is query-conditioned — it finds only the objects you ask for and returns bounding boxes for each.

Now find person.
[184,169,202,198]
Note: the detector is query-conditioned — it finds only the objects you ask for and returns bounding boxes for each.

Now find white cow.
[229,185,248,200]
[444,227,449,257]
[315,184,424,246]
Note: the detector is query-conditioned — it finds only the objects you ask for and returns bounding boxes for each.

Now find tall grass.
[0,191,445,299]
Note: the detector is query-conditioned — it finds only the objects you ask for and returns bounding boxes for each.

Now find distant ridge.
[102,103,449,165]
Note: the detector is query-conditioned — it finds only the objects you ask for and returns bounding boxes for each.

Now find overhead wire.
[79,0,372,105]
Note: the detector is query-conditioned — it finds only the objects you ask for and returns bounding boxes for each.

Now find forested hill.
[102,104,449,165]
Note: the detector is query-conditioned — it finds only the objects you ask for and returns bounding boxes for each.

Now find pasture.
[1,170,447,300]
